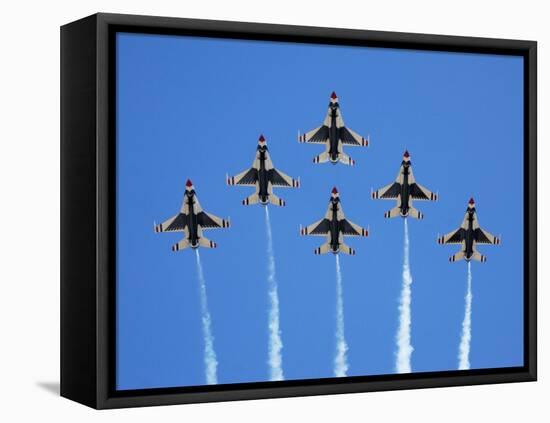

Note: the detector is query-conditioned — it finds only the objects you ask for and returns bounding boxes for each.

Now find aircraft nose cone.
[330,91,338,100]
[403,150,410,158]
[186,179,193,188]
[469,197,475,205]
[331,186,338,195]
[258,134,265,142]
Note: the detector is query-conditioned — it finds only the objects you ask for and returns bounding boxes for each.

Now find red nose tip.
[186,179,193,188]
[403,150,410,158]
[330,91,338,99]
[469,197,475,205]
[258,134,265,142]
[332,186,338,195]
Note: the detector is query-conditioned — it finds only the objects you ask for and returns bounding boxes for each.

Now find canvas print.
[115,32,524,390]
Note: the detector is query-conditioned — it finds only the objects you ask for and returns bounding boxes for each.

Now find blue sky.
[116,32,524,390]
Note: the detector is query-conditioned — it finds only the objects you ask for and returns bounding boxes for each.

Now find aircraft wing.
[197,211,230,229]
[339,127,368,147]
[409,183,437,201]
[227,168,258,186]
[298,125,329,144]
[474,228,501,245]
[437,228,465,245]
[339,219,368,237]
[372,182,401,199]
[155,213,187,233]
[301,218,330,236]
[268,168,299,188]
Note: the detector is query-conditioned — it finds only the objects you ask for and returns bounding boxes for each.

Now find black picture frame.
[60,12,537,409]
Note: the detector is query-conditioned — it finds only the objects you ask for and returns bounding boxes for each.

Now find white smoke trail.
[334,254,349,377]
[396,218,414,373]
[194,250,218,385]
[264,207,284,381]
[458,262,473,370]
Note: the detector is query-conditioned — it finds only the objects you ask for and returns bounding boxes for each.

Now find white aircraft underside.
[438,201,500,263]
[154,181,230,251]
[299,93,368,166]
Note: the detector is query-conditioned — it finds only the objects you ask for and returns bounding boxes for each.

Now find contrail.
[264,207,284,381]
[396,218,414,373]
[458,262,473,370]
[334,254,349,377]
[194,250,218,385]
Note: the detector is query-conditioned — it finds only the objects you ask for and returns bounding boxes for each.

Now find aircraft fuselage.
[328,105,340,163]
[399,162,411,217]
[185,193,200,248]
[463,210,476,261]
[329,199,341,253]
[257,149,270,204]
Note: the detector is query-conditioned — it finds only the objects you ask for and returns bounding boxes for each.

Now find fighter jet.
[298,92,369,166]
[437,198,501,262]
[154,179,230,251]
[227,134,299,206]
[371,150,437,219]
[300,187,368,255]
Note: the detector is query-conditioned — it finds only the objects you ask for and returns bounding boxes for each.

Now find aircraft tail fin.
[471,251,487,263]
[338,152,356,166]
[269,193,286,207]
[242,193,259,206]
[198,236,217,249]
[449,251,465,262]
[314,242,331,255]
[172,239,190,252]
[408,207,424,220]
[339,243,356,256]
[384,206,401,219]
[312,151,330,164]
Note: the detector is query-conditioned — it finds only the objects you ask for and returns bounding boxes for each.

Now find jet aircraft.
[298,92,369,165]
[437,198,501,262]
[154,180,230,251]
[300,187,368,255]
[371,150,437,219]
[227,134,299,206]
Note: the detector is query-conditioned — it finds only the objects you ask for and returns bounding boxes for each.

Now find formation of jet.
[437,198,501,262]
[154,180,230,251]
[227,135,300,206]
[155,94,500,263]
[371,150,437,219]
[300,187,368,255]
[298,92,369,166]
